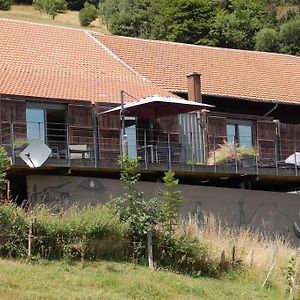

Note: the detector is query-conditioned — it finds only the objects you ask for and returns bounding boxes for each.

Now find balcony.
[2,121,300,179]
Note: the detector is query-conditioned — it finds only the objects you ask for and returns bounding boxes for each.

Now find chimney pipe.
[187,72,202,102]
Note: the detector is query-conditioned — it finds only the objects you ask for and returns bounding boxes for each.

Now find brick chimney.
[187,72,202,102]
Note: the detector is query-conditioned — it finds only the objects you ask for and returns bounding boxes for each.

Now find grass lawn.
[0,259,286,300]
[0,4,110,34]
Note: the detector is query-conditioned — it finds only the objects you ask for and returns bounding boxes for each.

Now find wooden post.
[289,269,300,300]
[28,219,33,258]
[262,248,277,288]
[147,229,154,270]
[250,250,254,268]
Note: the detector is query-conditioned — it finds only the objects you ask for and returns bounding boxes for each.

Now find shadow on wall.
[27,175,300,243]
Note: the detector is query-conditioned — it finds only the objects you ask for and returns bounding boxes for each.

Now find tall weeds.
[183,213,295,284]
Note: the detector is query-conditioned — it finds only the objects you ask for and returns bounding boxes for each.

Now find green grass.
[0,4,110,34]
[0,259,285,300]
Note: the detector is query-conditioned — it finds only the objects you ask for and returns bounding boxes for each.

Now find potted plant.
[207,140,256,167]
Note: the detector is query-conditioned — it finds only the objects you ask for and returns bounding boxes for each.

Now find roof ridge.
[0,17,86,32]
[2,18,298,60]
[84,31,151,83]
[96,32,300,60]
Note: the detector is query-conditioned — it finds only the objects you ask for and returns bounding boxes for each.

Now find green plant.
[159,170,183,235]
[207,140,256,165]
[79,2,98,27]
[110,156,159,260]
[154,229,216,277]
[33,0,67,19]
[284,255,297,294]
[0,202,28,257]
[0,0,13,10]
[0,146,9,190]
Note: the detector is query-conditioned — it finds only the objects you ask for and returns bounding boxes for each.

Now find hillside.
[0,4,110,34]
[0,259,286,300]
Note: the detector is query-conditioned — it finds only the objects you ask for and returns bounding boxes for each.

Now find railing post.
[294,135,297,176]
[255,143,259,175]
[191,131,195,171]
[168,133,172,170]
[275,137,279,176]
[213,135,216,173]
[234,135,238,174]
[92,104,99,168]
[66,123,70,167]
[275,121,279,176]
[144,129,148,170]
[10,122,15,165]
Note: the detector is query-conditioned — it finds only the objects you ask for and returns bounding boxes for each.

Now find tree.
[159,171,183,235]
[99,0,153,37]
[210,0,271,50]
[255,27,280,52]
[0,0,13,10]
[279,15,300,55]
[33,0,67,19]
[149,0,216,45]
[79,2,98,27]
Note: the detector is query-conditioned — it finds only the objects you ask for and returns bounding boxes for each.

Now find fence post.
[28,219,33,259]
[147,229,154,270]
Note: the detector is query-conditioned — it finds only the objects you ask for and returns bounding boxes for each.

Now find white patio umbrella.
[285,152,300,166]
[101,95,213,119]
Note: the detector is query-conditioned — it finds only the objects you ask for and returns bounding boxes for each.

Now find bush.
[0,203,28,257]
[0,203,129,259]
[33,0,67,19]
[79,2,98,27]
[255,27,280,53]
[154,229,217,277]
[0,0,13,10]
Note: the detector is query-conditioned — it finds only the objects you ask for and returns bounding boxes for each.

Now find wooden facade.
[1,93,300,177]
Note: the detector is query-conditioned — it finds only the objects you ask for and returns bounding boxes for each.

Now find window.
[26,108,45,141]
[125,118,137,158]
[26,103,67,146]
[226,120,254,147]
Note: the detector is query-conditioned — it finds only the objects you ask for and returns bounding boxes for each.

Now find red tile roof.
[96,34,300,105]
[1,18,300,105]
[0,19,170,104]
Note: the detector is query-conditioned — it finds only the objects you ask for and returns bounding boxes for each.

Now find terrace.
[3,118,300,191]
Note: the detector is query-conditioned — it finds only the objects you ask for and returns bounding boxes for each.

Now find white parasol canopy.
[101,95,213,119]
[285,152,300,166]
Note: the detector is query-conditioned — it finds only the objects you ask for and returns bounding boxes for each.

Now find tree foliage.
[0,0,13,10]
[255,27,280,52]
[98,0,300,56]
[0,146,9,190]
[33,0,67,19]
[79,2,98,27]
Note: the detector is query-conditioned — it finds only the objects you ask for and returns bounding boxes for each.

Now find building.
[2,18,300,239]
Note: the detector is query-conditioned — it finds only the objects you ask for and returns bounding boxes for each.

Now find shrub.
[34,205,129,259]
[0,0,13,10]
[0,202,28,257]
[79,2,98,27]
[33,0,67,19]
[154,229,216,277]
[0,146,10,190]
[0,203,129,259]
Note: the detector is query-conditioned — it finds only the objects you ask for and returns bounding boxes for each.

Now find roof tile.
[96,34,300,104]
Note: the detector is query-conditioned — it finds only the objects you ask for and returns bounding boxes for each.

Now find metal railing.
[2,121,300,176]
